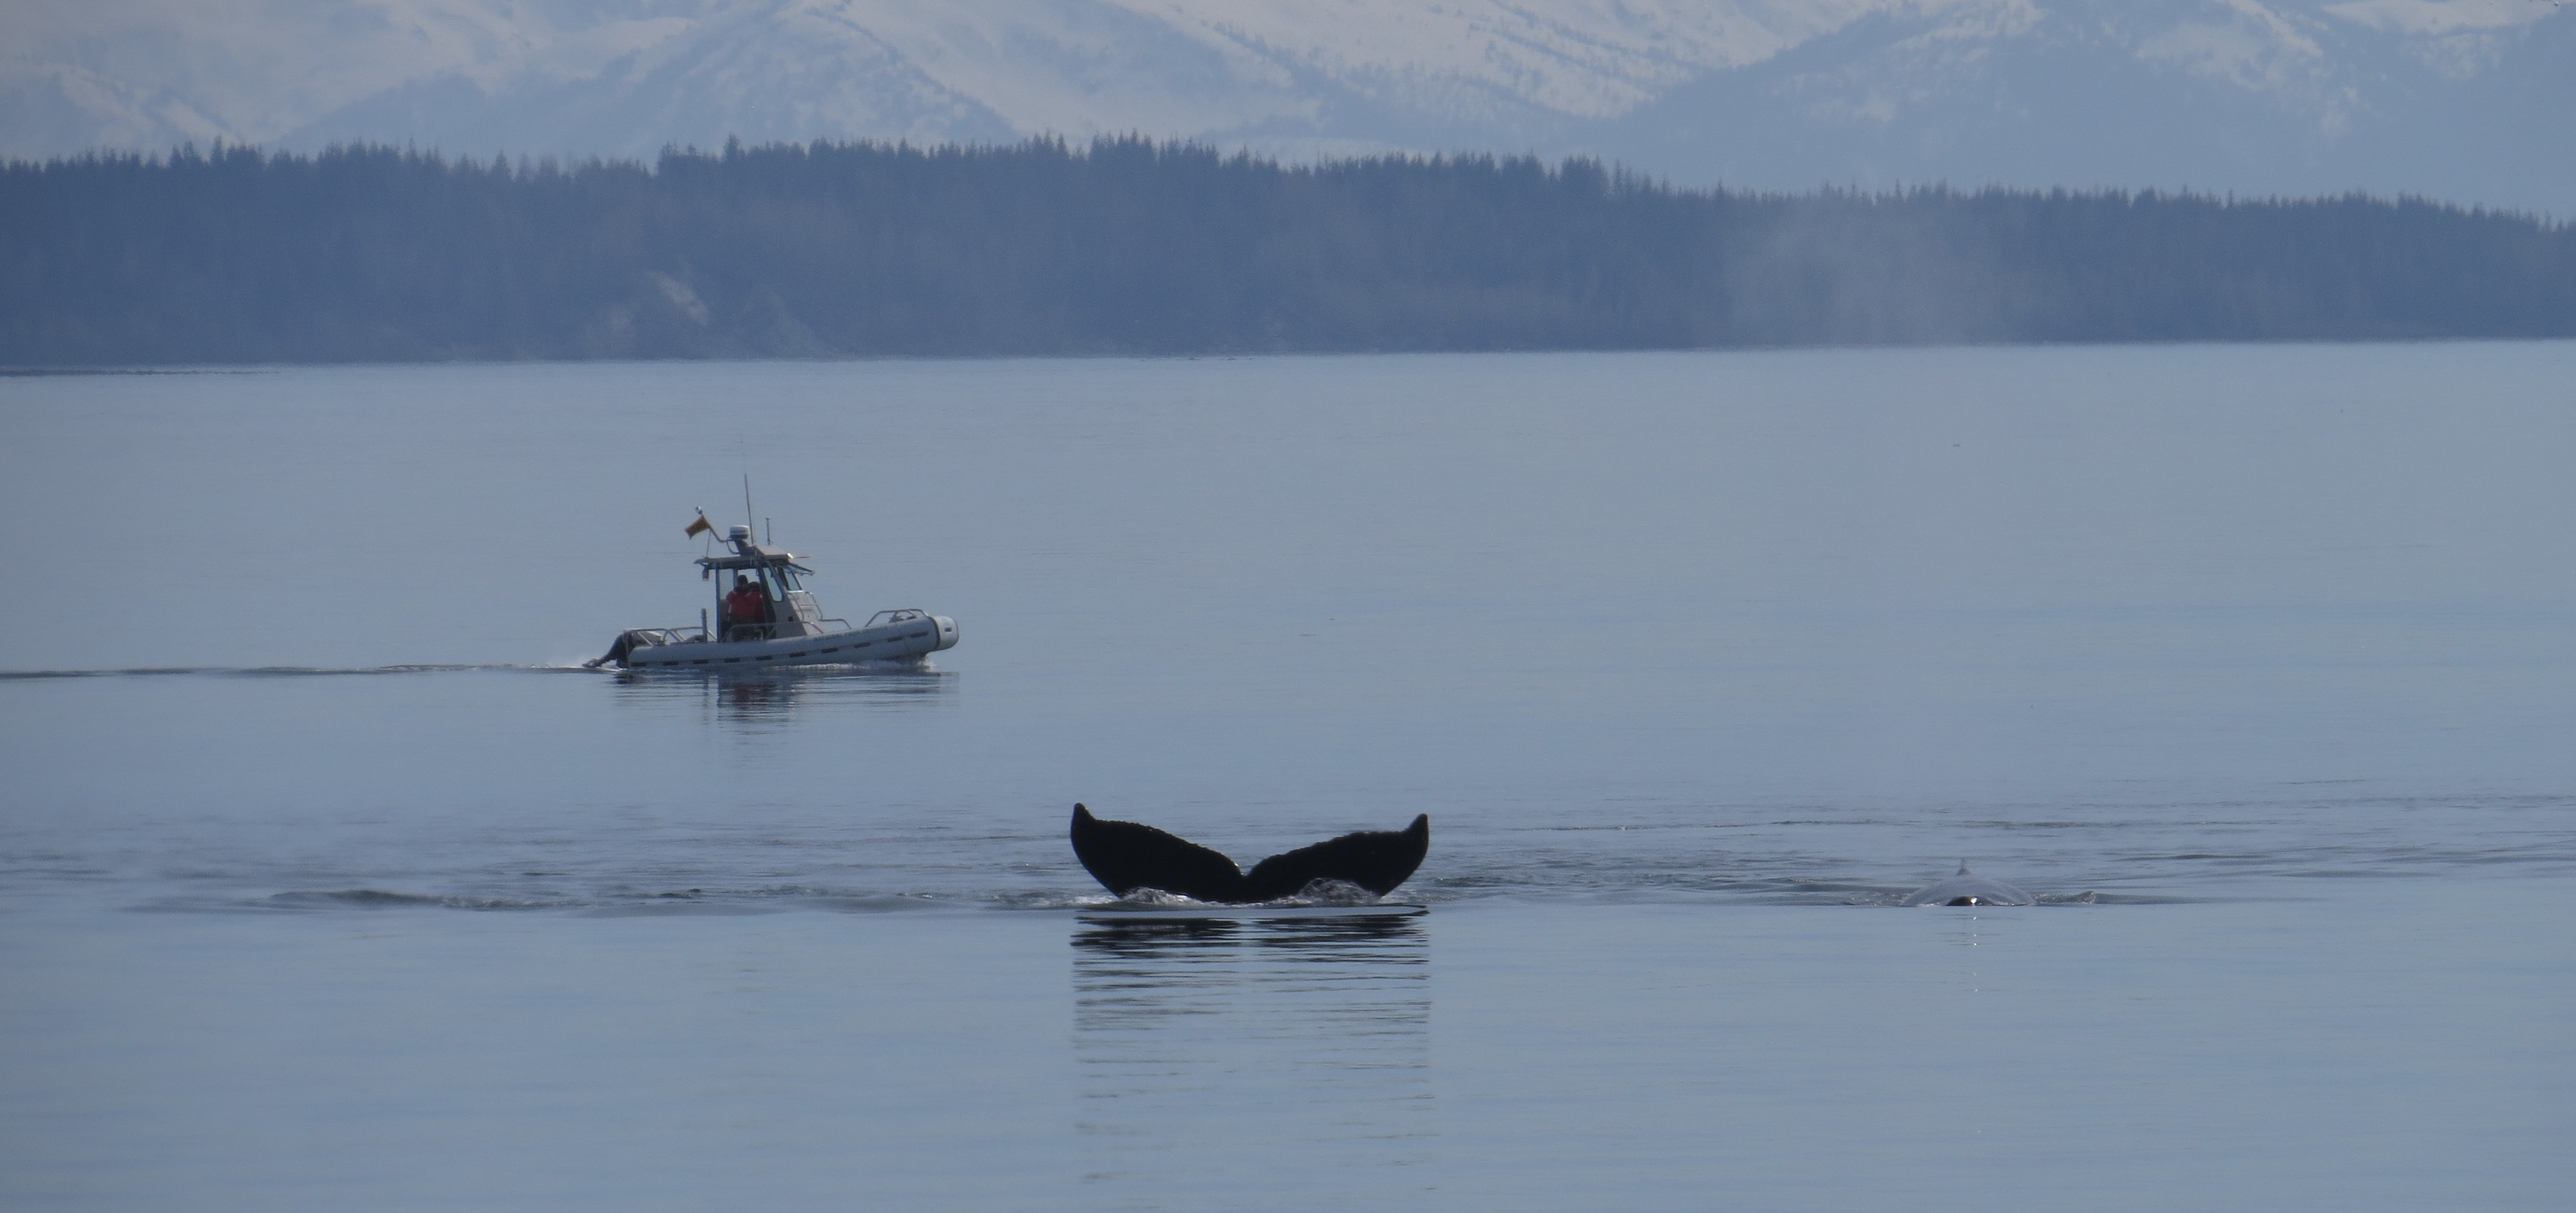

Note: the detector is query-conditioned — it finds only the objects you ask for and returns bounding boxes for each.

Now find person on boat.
[722,574,768,638]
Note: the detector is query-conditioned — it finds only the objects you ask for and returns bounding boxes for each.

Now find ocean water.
[3,344,2573,1209]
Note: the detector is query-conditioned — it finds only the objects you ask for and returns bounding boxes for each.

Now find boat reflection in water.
[609,663,954,729]
[1072,915,1431,1201]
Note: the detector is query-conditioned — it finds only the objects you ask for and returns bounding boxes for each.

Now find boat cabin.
[701,524,838,641]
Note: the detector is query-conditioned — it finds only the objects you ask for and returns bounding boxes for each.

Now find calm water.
[4,345,2573,1209]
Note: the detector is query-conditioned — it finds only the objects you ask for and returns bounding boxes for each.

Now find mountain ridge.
[4,0,2566,214]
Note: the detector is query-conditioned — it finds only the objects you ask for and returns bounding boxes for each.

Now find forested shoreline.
[5,137,2571,365]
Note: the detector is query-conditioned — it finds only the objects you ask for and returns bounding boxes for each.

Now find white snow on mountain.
[3,0,2567,213]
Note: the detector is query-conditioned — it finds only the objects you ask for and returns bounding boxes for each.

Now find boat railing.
[629,626,708,647]
[864,609,932,627]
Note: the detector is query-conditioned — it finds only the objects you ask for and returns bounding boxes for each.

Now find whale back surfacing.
[1900,862,2036,907]
[1069,804,1429,903]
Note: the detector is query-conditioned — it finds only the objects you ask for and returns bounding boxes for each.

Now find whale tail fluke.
[1242,814,1429,901]
[1069,803,1248,903]
[1068,805,1430,903]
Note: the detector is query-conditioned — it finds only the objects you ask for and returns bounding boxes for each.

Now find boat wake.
[0,664,593,680]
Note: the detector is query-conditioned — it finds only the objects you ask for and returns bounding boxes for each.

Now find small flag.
[684,512,714,539]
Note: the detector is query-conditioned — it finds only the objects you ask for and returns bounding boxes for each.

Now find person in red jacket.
[722,575,768,638]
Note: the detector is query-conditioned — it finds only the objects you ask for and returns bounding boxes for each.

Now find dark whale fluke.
[1069,804,1429,903]
[1068,804,1251,903]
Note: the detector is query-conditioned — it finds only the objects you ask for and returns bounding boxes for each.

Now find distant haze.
[5,0,2569,216]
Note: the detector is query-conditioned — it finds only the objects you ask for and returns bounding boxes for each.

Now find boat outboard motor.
[586,629,659,669]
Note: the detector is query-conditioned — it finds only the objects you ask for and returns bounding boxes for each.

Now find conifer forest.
[6,137,2570,365]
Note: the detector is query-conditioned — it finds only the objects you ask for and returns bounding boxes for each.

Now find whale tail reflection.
[1070,804,1429,903]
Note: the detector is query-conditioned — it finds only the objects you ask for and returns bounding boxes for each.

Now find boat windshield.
[722,567,803,602]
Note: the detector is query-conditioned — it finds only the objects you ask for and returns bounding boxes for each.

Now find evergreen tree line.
[4,137,2570,365]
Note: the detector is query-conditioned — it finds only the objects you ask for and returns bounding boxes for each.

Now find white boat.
[591,524,957,670]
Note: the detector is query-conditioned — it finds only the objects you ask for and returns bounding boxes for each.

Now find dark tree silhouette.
[4,137,2568,365]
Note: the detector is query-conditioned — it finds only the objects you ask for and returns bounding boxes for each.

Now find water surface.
[3,345,2573,1208]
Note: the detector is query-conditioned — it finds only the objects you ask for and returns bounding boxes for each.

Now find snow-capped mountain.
[1596,0,2576,207]
[4,0,2568,215]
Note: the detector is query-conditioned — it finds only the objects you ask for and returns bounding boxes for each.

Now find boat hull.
[614,615,956,669]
